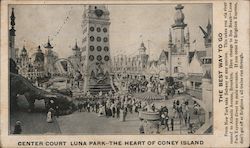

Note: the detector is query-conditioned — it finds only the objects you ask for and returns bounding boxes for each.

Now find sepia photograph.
[8,3,213,135]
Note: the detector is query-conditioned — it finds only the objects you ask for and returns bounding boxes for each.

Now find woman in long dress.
[47,111,53,123]
[98,105,105,117]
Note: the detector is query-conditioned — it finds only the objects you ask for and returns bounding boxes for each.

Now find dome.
[139,42,146,51]
[174,10,184,24]
[174,5,185,25]
[33,45,44,63]
[20,46,27,57]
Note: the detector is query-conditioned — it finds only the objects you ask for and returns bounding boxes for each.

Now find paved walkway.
[57,111,140,134]
[10,96,61,134]
[10,94,205,135]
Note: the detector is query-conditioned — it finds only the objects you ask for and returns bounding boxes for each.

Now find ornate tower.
[44,37,56,75]
[72,41,81,57]
[185,27,190,49]
[71,41,82,70]
[168,28,173,50]
[169,4,189,77]
[18,46,30,77]
[19,46,29,67]
[171,4,187,53]
[82,5,113,94]
[138,42,148,71]
[9,8,16,62]
[199,19,212,50]
[138,42,146,55]
[33,45,45,73]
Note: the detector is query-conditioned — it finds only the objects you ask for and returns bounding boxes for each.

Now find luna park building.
[112,4,212,113]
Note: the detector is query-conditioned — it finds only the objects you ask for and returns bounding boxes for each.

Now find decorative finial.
[207,18,212,30]
[48,36,50,44]
[75,39,78,48]
[11,8,15,27]
[175,4,184,10]
[9,8,16,36]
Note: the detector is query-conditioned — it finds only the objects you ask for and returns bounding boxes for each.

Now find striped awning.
[134,91,164,101]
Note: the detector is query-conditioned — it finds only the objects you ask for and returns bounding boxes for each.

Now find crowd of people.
[115,74,185,99]
[138,98,203,134]
[75,93,145,121]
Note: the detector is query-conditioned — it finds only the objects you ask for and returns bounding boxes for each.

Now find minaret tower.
[138,42,146,56]
[168,28,173,50]
[171,4,187,53]
[81,5,113,94]
[72,40,81,57]
[199,19,212,49]
[9,8,16,62]
[44,37,54,75]
[185,27,190,50]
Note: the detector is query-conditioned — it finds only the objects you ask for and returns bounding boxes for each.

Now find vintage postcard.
[0,0,249,147]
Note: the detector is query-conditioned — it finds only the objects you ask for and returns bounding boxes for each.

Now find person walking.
[165,115,169,131]
[139,119,145,134]
[13,121,22,134]
[111,103,116,118]
[47,110,53,123]
[152,104,156,112]
[160,113,166,126]
[116,104,120,119]
[95,102,99,113]
[55,105,60,118]
[171,118,174,131]
[87,102,90,112]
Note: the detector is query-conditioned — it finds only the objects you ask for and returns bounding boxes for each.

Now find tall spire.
[168,28,173,49]
[199,18,212,48]
[72,39,80,51]
[44,36,53,49]
[10,8,16,36]
[206,19,212,35]
[75,39,78,49]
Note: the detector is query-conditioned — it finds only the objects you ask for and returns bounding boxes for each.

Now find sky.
[9,4,212,60]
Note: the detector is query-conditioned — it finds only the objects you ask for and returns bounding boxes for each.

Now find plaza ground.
[10,93,205,135]
[10,96,61,134]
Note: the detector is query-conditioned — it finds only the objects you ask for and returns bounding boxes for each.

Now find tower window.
[174,67,179,73]
[103,28,107,33]
[90,27,94,32]
[104,46,109,52]
[97,37,101,42]
[90,46,94,51]
[103,37,108,42]
[97,46,102,51]
[90,36,95,41]
[97,27,101,32]
[89,55,94,61]
[104,56,110,61]
[97,55,102,61]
